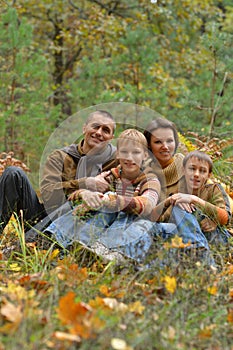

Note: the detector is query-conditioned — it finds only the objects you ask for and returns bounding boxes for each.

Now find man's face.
[184,157,210,194]
[82,113,115,153]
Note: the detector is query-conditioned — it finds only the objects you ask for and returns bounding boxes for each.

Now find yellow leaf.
[207,286,218,295]
[128,301,145,315]
[164,276,177,294]
[164,235,191,249]
[48,249,60,260]
[9,263,21,272]
[0,299,23,334]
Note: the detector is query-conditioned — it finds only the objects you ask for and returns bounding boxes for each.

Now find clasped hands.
[169,193,217,232]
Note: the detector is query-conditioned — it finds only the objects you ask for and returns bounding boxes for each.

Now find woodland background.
[1,2,233,349]
[0,0,233,189]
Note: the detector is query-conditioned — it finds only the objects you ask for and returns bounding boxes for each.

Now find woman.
[144,117,185,221]
[143,118,212,260]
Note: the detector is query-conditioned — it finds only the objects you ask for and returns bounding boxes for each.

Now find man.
[0,110,117,236]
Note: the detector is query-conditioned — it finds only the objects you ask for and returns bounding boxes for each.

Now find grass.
[0,217,233,350]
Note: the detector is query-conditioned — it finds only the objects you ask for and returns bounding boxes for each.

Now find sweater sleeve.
[40,150,82,211]
[199,184,231,225]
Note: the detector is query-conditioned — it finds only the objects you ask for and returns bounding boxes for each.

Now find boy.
[164,150,231,244]
[45,129,161,262]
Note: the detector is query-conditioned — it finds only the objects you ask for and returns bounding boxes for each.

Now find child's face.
[117,140,147,179]
[184,156,210,194]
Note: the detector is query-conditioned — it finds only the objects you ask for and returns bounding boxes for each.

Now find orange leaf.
[57,291,91,325]
[57,292,105,339]
[198,327,212,339]
[227,308,233,323]
[229,289,233,300]
[99,285,110,296]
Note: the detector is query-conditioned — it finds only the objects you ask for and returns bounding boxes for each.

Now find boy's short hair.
[183,150,213,173]
[117,129,148,149]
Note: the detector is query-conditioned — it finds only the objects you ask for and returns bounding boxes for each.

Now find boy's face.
[184,156,210,194]
[117,140,148,179]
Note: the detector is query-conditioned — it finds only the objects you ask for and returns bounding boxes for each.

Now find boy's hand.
[170,193,195,213]
[200,218,217,232]
[81,190,104,208]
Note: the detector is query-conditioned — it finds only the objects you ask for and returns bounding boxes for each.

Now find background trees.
[0,0,232,186]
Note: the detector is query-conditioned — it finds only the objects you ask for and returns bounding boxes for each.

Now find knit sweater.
[156,176,231,225]
[40,140,117,211]
[146,153,184,220]
[75,165,160,218]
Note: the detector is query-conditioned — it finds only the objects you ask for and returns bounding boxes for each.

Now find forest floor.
[0,215,233,350]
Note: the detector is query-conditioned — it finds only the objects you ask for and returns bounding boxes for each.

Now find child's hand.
[170,193,195,213]
[81,190,104,209]
[68,190,79,202]
[200,218,217,232]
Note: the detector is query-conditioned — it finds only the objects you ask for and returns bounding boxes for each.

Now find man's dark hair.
[86,110,116,130]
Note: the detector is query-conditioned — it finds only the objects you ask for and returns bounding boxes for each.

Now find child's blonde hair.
[117,129,148,149]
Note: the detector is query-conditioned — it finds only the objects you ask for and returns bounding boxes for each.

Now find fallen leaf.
[164,276,177,294]
[198,327,212,339]
[0,299,23,334]
[57,291,105,339]
[53,331,81,342]
[128,301,145,315]
[164,235,191,249]
[111,338,133,350]
[227,308,233,323]
[103,298,128,313]
[207,285,218,295]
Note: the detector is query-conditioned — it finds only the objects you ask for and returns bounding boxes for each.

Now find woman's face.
[149,127,176,167]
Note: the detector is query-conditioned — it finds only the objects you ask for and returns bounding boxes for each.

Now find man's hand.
[85,171,110,192]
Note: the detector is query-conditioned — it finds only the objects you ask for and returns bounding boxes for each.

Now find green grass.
[1,220,233,350]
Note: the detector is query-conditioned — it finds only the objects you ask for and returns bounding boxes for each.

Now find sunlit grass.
[0,215,233,349]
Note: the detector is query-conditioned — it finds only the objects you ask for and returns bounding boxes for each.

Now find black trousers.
[0,166,46,234]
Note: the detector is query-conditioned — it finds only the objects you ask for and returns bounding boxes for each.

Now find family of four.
[0,110,231,265]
